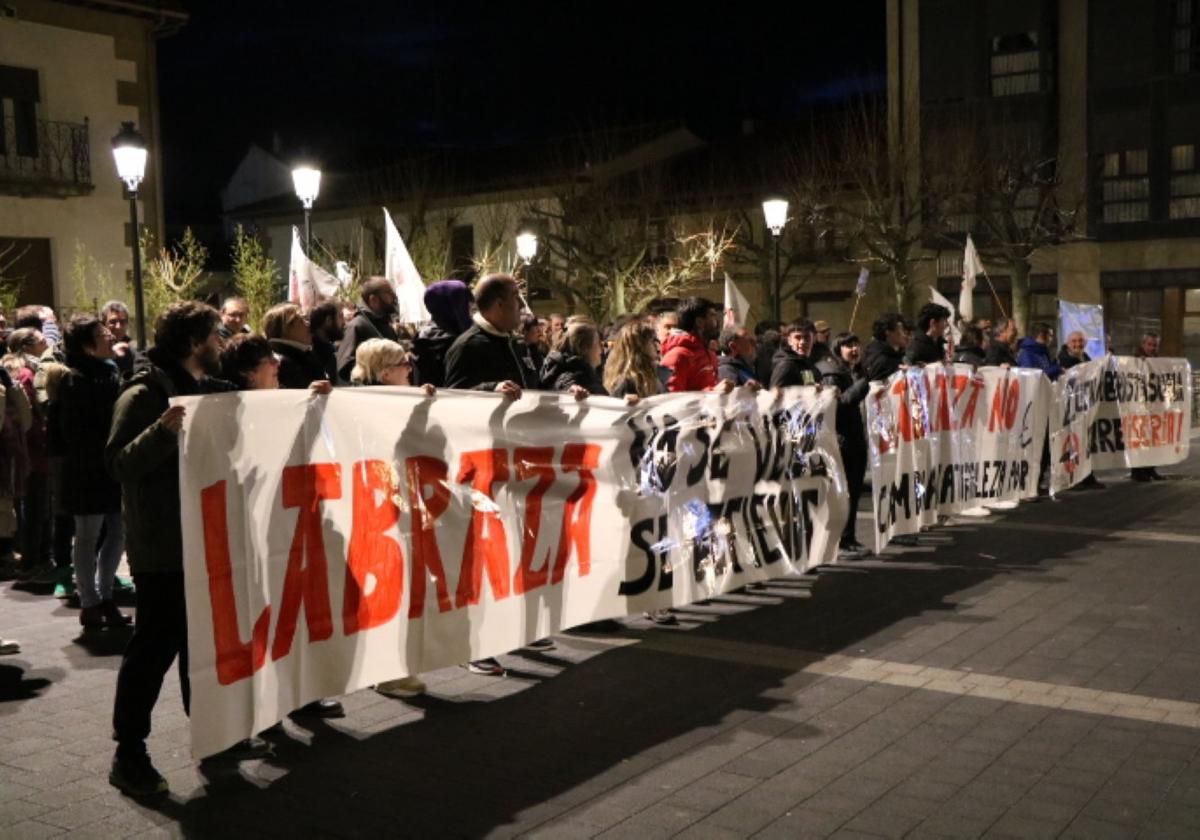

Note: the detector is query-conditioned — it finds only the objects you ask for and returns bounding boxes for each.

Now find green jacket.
[104,349,235,575]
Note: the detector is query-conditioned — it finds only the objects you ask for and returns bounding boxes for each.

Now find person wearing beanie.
[413,279,472,388]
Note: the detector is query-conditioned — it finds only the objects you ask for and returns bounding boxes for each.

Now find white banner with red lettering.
[1050,356,1192,492]
[866,364,1051,552]
[177,386,847,757]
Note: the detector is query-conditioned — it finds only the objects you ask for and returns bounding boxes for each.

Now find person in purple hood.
[412,280,472,387]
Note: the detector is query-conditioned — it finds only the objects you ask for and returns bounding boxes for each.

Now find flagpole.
[848,294,863,332]
[980,267,1008,320]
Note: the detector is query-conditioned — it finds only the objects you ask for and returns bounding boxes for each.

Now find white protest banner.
[1050,355,1192,493]
[177,386,846,757]
[867,364,1050,552]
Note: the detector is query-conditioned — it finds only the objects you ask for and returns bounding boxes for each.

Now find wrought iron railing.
[0,116,92,192]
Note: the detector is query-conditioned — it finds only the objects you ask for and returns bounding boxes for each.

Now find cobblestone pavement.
[2,447,1200,838]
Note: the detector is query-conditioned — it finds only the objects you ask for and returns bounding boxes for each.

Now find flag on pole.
[288,226,340,309]
[855,267,870,297]
[960,234,983,322]
[383,207,430,324]
[929,285,962,345]
[723,272,751,327]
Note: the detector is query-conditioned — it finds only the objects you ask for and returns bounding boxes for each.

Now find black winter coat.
[311,336,338,383]
[1057,346,1091,370]
[863,339,904,382]
[951,346,987,366]
[336,307,398,384]
[270,339,328,390]
[769,346,818,388]
[540,350,606,394]
[815,356,869,462]
[718,354,757,385]
[984,341,1017,367]
[444,322,539,391]
[58,355,122,515]
[412,325,459,388]
[905,331,946,365]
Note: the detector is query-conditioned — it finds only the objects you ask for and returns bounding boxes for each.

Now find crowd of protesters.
[0,278,1167,798]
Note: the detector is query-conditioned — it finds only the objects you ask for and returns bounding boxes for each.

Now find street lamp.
[516,231,538,266]
[112,121,148,347]
[292,165,321,255]
[762,198,789,322]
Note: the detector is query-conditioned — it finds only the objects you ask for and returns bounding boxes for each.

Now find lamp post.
[112,121,148,347]
[292,165,321,255]
[762,198,788,322]
[516,231,538,266]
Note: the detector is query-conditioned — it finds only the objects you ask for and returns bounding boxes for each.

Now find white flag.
[288,227,340,309]
[960,234,983,323]
[383,207,430,324]
[929,285,962,345]
[723,272,751,328]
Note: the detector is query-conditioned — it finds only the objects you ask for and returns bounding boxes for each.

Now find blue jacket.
[1016,337,1062,381]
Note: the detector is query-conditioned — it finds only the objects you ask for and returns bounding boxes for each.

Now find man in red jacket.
[661,297,725,392]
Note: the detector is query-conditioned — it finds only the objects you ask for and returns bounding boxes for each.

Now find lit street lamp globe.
[112,121,147,193]
[762,198,789,236]
[516,232,538,265]
[292,166,321,209]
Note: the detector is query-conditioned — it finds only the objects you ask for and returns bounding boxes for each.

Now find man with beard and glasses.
[105,302,262,798]
[336,277,399,384]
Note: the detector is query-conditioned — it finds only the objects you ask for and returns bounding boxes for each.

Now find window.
[1100,150,1150,223]
[1170,144,1200,218]
[1175,1,1200,73]
[0,64,39,158]
[1105,288,1162,355]
[1184,288,1200,367]
[991,32,1041,96]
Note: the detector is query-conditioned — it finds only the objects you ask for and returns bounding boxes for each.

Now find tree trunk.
[1010,259,1031,337]
[892,265,914,321]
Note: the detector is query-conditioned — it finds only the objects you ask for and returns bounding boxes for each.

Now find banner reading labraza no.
[1049,355,1192,493]
[176,386,846,757]
[867,364,1051,552]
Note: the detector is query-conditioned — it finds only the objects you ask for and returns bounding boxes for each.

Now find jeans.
[73,512,124,609]
[112,572,189,754]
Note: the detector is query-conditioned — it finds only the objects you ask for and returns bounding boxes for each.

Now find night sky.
[158,1,886,226]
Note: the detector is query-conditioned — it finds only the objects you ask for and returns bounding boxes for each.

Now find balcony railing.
[0,116,93,196]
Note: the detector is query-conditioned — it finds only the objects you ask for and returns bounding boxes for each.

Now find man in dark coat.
[105,302,253,798]
[769,319,818,387]
[308,301,343,383]
[101,300,137,377]
[336,278,399,384]
[905,302,950,365]
[717,327,759,386]
[413,280,472,388]
[445,274,539,394]
[1057,330,1091,370]
[816,333,871,555]
[863,313,909,382]
[984,317,1018,366]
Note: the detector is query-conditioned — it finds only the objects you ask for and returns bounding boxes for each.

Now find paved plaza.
[2,445,1200,838]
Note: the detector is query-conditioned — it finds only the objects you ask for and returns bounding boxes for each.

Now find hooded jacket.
[905,331,947,365]
[270,338,328,390]
[540,350,606,394]
[661,330,718,392]
[336,306,398,384]
[863,338,904,383]
[105,348,236,575]
[58,354,122,515]
[769,346,817,388]
[816,355,869,452]
[984,340,1017,367]
[413,280,473,387]
[1016,336,1062,381]
[444,312,539,391]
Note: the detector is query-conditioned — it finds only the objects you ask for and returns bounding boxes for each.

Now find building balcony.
[0,116,93,197]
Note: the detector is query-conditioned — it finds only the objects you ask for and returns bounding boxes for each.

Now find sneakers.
[113,575,135,593]
[79,605,106,629]
[0,638,19,656]
[16,563,57,584]
[109,752,168,798]
[208,737,274,761]
[290,698,345,719]
[644,609,679,626]
[100,600,132,627]
[53,579,75,599]
[525,637,555,651]
[465,657,505,676]
[837,543,865,560]
[374,676,426,698]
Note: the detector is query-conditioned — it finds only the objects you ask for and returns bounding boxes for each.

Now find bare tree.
[934,113,1079,333]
